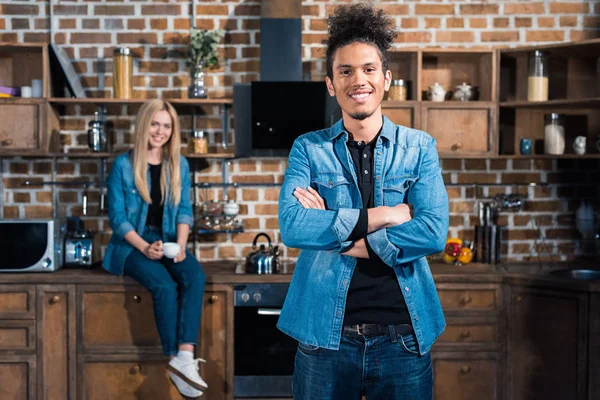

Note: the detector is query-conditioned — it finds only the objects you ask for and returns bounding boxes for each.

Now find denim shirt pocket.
[124,185,141,212]
[312,174,352,209]
[383,175,417,206]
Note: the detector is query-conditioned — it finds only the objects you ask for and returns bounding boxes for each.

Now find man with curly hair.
[277,3,449,399]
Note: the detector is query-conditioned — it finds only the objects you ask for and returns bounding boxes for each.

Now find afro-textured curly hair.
[325,2,397,80]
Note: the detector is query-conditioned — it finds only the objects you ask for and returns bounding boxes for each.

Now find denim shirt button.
[405,287,410,291]
[337,310,342,316]
[329,180,333,186]
[343,280,348,286]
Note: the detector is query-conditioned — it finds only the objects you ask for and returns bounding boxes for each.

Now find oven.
[234,283,297,398]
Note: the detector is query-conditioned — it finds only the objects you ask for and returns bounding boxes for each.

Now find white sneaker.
[169,371,203,399]
[167,357,208,392]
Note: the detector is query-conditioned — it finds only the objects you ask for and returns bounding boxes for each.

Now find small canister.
[113,47,133,99]
[190,130,208,154]
[388,79,408,101]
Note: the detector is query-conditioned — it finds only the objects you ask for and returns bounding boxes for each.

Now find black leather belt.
[343,323,413,337]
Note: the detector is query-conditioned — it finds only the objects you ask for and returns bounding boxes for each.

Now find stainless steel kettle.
[245,233,280,274]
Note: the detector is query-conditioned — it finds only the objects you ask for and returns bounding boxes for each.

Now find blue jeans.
[124,227,206,356]
[293,328,433,400]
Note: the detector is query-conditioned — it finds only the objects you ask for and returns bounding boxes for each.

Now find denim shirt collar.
[328,115,396,144]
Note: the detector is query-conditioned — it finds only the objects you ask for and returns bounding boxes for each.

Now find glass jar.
[527,50,548,102]
[113,48,133,99]
[544,113,565,155]
[388,79,408,101]
[190,130,208,154]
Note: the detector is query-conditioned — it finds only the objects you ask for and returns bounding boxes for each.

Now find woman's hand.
[293,186,326,210]
[143,240,164,260]
[173,244,186,263]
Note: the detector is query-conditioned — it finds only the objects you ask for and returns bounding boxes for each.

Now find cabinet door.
[0,357,36,400]
[421,104,496,156]
[507,286,588,400]
[37,286,76,400]
[0,285,36,319]
[0,102,42,150]
[83,359,181,399]
[433,352,498,400]
[199,285,233,400]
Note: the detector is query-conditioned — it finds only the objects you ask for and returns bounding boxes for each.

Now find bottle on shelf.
[527,50,549,102]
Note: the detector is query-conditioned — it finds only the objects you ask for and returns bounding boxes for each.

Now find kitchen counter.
[1,260,598,290]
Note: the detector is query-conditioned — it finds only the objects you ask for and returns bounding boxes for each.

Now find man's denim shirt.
[102,152,194,275]
[277,116,449,355]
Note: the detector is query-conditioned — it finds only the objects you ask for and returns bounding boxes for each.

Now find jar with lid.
[387,79,408,101]
[527,50,548,102]
[544,113,565,155]
[113,48,133,99]
[190,130,208,154]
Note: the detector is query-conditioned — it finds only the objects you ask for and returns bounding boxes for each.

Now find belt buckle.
[356,324,364,336]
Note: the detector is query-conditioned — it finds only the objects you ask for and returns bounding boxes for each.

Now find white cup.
[21,86,32,98]
[163,242,181,259]
[31,79,43,97]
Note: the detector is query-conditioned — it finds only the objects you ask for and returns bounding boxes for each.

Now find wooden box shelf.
[387,50,419,101]
[0,43,49,98]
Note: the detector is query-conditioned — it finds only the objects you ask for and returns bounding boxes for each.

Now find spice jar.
[190,130,208,154]
[113,48,133,99]
[388,79,408,101]
[544,113,565,155]
[527,50,548,102]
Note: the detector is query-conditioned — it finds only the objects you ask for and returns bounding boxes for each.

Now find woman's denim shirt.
[102,152,193,275]
[277,116,449,355]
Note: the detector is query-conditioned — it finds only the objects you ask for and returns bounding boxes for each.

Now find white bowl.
[163,242,181,259]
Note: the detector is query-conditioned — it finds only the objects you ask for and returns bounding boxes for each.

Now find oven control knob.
[253,293,262,302]
[241,292,250,303]
[43,257,52,268]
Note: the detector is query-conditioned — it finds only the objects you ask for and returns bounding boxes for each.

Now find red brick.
[436,31,474,43]
[482,31,519,42]
[549,2,589,14]
[23,33,49,43]
[456,173,496,184]
[3,206,19,219]
[54,5,88,15]
[10,162,29,174]
[460,4,498,14]
[196,5,229,15]
[225,32,250,45]
[138,61,179,73]
[394,32,432,43]
[381,5,409,15]
[82,19,100,29]
[425,18,441,29]
[303,5,320,16]
[537,17,555,28]
[94,5,135,15]
[505,3,546,14]
[493,18,509,28]
[235,5,260,16]
[241,19,259,30]
[469,18,487,28]
[12,18,30,30]
[302,33,327,45]
[24,206,53,219]
[36,192,52,203]
[196,19,215,30]
[71,33,111,44]
[570,30,600,41]
[172,18,189,30]
[515,17,532,28]
[583,17,600,28]
[415,4,455,15]
[310,19,327,31]
[127,19,146,30]
[526,30,564,42]
[502,173,542,184]
[1,5,39,15]
[255,204,278,215]
[13,193,31,203]
[447,18,464,28]
[241,47,259,58]
[34,18,47,29]
[559,16,578,27]
[141,5,182,15]
[58,18,76,29]
[0,19,6,30]
[116,33,158,44]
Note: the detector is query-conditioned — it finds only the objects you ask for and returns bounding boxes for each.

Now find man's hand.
[143,240,164,260]
[388,203,413,227]
[293,186,326,210]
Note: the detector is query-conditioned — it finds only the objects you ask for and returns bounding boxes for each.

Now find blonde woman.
[103,99,207,398]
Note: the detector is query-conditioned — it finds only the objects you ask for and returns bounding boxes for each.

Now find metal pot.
[245,233,280,274]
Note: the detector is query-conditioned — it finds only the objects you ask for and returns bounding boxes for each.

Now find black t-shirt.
[343,132,410,326]
[145,163,163,229]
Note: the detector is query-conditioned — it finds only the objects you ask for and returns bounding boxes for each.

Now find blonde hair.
[132,99,182,206]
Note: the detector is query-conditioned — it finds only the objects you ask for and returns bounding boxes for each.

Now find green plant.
[187,27,224,68]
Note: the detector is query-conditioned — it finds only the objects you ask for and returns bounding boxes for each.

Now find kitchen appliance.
[245,233,280,274]
[63,217,98,267]
[87,111,107,152]
[234,283,296,398]
[0,220,65,272]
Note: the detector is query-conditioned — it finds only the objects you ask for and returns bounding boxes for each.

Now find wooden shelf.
[0,98,45,105]
[0,151,235,159]
[48,98,233,105]
[499,38,600,57]
[500,98,600,108]
[496,154,600,159]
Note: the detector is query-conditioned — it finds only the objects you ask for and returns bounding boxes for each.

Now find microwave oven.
[0,220,65,272]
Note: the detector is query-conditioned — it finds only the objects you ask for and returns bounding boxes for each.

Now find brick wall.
[1,0,599,263]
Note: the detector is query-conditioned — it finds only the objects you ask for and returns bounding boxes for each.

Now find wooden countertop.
[1,260,598,291]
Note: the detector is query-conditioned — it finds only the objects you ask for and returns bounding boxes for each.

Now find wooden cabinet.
[506,285,589,400]
[433,353,499,400]
[0,357,36,400]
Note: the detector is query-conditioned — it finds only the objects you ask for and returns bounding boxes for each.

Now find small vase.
[188,61,208,99]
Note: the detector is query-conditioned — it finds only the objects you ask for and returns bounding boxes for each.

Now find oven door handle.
[257,308,282,316]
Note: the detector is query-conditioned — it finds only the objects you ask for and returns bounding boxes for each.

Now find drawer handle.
[451,142,463,151]
[460,365,471,374]
[460,294,472,305]
[130,364,141,375]
[50,295,61,305]
[460,330,471,338]
[133,295,142,303]
[515,295,523,303]
[209,295,219,304]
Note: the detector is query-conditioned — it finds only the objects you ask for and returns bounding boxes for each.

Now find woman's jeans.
[293,327,433,400]
[124,227,206,356]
